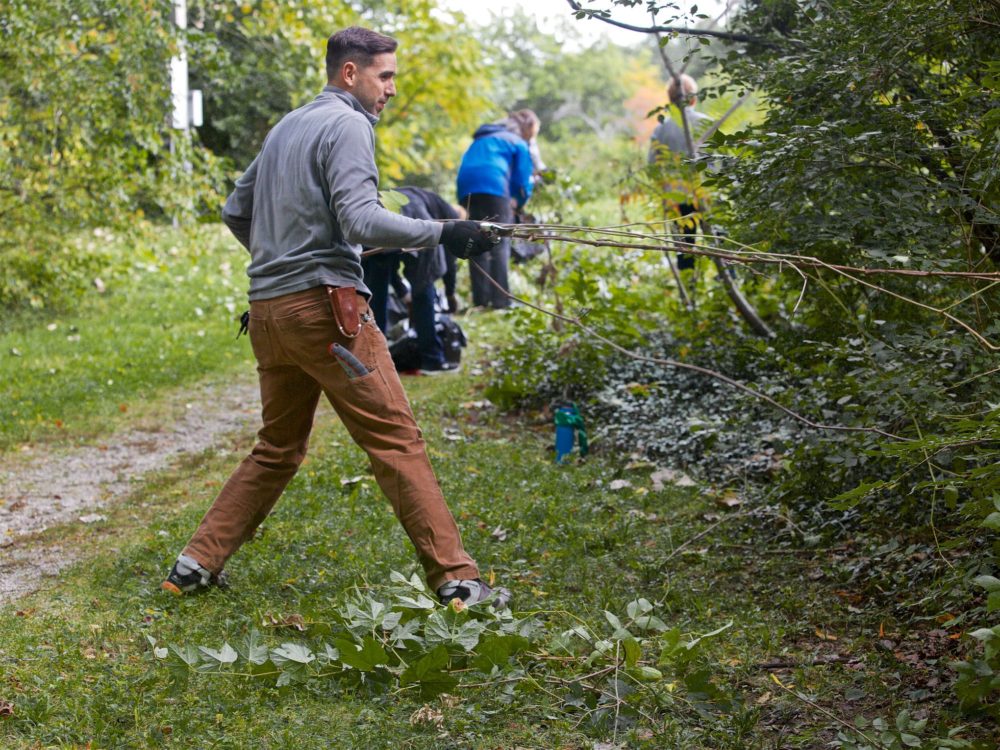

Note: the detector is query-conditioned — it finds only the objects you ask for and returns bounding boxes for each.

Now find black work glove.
[439,221,498,259]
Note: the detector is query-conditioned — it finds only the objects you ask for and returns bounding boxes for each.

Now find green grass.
[0,225,251,449]
[1,374,979,749]
[0,234,992,749]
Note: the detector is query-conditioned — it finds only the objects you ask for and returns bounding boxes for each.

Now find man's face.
[348,52,397,116]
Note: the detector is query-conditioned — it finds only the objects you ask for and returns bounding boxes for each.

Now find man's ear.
[340,61,358,88]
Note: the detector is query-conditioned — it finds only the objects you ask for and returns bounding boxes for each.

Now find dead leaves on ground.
[262,612,307,632]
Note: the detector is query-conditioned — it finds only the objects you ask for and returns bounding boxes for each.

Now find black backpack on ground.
[437,313,466,364]
[387,313,467,371]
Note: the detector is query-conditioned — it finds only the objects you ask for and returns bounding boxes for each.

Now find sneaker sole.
[161,580,184,596]
[439,588,512,611]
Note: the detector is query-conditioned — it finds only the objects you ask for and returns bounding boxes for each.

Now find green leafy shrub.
[833,709,974,749]
[0,0,226,312]
[149,572,738,733]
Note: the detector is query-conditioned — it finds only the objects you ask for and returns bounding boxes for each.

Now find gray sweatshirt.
[222,86,443,300]
[648,107,713,163]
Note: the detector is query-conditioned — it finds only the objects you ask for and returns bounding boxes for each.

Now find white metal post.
[169,0,188,131]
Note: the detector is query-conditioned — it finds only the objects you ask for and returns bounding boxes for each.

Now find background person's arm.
[509,141,534,210]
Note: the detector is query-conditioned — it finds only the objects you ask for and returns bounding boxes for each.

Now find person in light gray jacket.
[162,26,509,611]
[649,74,713,270]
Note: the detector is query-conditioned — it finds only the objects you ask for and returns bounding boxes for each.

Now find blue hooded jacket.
[456,124,534,208]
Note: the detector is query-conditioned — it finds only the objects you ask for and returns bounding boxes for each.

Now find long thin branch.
[507,226,1000,281]
[469,263,909,440]
[769,675,888,749]
[661,511,748,564]
[564,0,782,46]
[757,654,848,670]
[521,227,998,348]
[695,90,753,149]
[821,262,1000,351]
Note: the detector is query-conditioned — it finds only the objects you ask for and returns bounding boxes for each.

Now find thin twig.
[905,412,956,571]
[757,654,848,670]
[821,262,999,351]
[769,674,888,749]
[508,227,1000,281]
[695,90,754,149]
[613,641,621,744]
[564,0,784,46]
[661,512,749,564]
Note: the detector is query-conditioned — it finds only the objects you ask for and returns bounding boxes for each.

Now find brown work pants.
[182,286,479,590]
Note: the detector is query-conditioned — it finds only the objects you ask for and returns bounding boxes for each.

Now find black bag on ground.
[388,329,421,372]
[387,314,467,371]
[436,314,467,364]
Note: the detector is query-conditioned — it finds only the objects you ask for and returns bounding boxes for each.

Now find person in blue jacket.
[456,110,539,309]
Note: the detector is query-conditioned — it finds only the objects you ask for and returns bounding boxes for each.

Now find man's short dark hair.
[326,27,398,80]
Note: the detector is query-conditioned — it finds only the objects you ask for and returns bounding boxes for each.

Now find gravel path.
[0,378,260,603]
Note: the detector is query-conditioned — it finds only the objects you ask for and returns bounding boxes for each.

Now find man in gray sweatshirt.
[162,26,508,610]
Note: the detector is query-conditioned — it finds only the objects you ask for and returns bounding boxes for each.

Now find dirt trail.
[0,377,260,603]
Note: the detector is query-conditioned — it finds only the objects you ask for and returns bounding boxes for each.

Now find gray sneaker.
[436,579,511,610]
[161,554,227,595]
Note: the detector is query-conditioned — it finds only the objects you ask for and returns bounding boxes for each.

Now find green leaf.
[604,610,623,631]
[565,625,592,642]
[685,621,733,651]
[199,643,238,665]
[379,189,411,214]
[425,610,486,651]
[969,627,999,641]
[270,642,315,668]
[413,670,459,698]
[634,615,669,632]
[629,665,663,682]
[406,572,427,591]
[319,643,340,665]
[331,637,388,671]
[241,630,270,666]
[470,634,530,672]
[396,594,437,610]
[981,512,1000,530]
[399,645,449,686]
[623,637,641,668]
[626,598,653,620]
[390,618,424,649]
[988,591,1000,613]
[389,570,412,586]
[829,480,891,510]
[169,643,201,668]
[895,709,911,730]
[975,575,1000,593]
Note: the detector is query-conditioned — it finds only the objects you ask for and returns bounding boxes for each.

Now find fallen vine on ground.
[148,571,739,736]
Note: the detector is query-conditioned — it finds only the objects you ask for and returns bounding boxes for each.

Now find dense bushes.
[486,0,1000,710]
[0,0,227,311]
[0,0,493,313]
